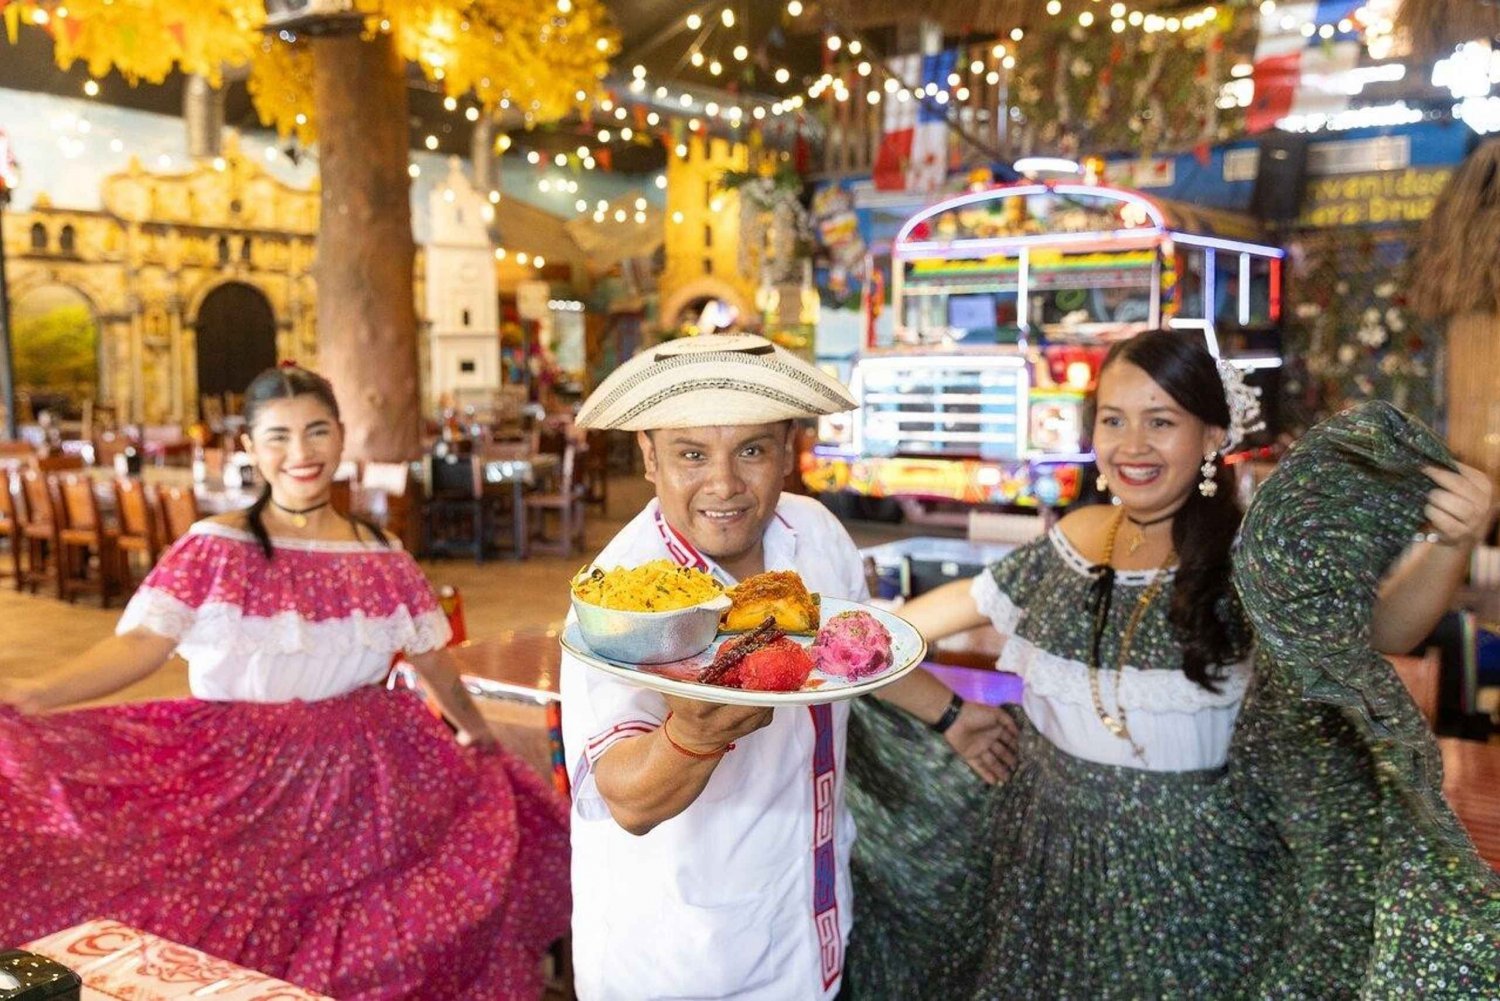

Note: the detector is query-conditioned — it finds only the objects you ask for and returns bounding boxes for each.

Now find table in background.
[481,452,558,559]
[393,627,562,781]
[1439,736,1500,871]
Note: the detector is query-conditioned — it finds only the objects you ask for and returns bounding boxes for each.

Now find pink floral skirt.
[0,686,571,1000]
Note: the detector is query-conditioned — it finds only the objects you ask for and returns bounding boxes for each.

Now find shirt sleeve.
[115,531,237,641]
[389,550,454,656]
[559,644,667,823]
[969,535,1051,636]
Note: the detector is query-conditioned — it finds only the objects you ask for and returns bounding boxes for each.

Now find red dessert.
[736,637,816,692]
[810,610,894,680]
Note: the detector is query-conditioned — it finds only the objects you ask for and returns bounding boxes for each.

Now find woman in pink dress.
[0,365,570,1000]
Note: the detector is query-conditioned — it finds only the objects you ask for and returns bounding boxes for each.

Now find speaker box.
[1250,131,1310,222]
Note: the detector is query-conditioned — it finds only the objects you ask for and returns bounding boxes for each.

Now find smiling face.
[1093,360,1224,522]
[639,422,795,580]
[242,394,344,511]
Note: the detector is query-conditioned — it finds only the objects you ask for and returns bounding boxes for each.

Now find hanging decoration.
[1281,230,1441,433]
[719,165,809,287]
[0,0,618,140]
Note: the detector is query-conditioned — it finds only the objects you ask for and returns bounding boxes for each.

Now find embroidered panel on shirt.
[652,506,711,573]
[809,703,842,990]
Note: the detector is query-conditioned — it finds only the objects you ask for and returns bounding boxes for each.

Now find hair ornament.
[1217,358,1265,451]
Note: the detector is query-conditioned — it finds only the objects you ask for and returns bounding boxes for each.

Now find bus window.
[1177,248,1207,320]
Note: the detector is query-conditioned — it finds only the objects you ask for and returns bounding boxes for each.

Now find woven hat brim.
[576,346,856,431]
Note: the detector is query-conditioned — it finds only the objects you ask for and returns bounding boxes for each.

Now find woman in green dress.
[842,329,1496,999]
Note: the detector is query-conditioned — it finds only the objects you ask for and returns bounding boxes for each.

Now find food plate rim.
[561,597,929,707]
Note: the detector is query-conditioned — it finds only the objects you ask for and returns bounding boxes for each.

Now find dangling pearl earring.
[1198,451,1220,497]
[1095,472,1109,492]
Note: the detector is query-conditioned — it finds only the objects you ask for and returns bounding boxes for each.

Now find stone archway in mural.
[10,284,101,420]
[194,282,278,403]
[659,277,754,335]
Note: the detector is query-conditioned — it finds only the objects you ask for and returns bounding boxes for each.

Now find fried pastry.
[723,570,819,633]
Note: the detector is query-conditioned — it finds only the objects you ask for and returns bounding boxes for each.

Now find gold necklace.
[1091,510,1176,760]
[1121,510,1176,555]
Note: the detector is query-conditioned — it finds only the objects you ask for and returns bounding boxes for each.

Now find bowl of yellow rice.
[570,560,731,664]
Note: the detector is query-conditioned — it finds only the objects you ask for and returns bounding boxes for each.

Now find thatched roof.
[1395,0,1500,61]
[1409,140,1500,320]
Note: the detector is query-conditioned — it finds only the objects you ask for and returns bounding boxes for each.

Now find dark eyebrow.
[258,419,333,434]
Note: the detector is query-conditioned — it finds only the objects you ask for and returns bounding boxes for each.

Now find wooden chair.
[422,454,492,564]
[31,453,85,474]
[17,469,62,598]
[113,476,161,582]
[330,478,353,516]
[55,472,124,607]
[579,430,611,514]
[0,470,21,589]
[526,441,587,558]
[158,486,202,544]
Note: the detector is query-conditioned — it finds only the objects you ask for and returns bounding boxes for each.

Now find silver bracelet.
[1413,532,1442,544]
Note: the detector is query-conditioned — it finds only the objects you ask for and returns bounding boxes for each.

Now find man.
[562,334,1013,1000]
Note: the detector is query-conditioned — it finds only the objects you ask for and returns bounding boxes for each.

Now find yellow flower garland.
[2,0,617,138]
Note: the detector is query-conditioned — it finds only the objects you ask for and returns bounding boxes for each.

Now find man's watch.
[930,692,964,735]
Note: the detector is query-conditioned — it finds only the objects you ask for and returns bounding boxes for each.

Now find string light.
[83,79,100,97]
[686,13,701,29]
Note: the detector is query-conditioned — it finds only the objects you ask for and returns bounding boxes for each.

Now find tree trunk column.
[311,29,420,462]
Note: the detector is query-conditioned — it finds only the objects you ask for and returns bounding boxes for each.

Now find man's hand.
[1423,464,1496,548]
[943,701,1019,784]
[662,694,773,754]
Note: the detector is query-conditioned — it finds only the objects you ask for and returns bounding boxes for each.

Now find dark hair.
[1097,330,1242,690]
[241,365,387,559]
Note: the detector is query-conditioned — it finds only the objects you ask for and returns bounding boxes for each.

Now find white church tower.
[426,158,499,408]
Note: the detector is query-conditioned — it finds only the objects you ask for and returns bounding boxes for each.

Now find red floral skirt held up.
[0,686,571,1000]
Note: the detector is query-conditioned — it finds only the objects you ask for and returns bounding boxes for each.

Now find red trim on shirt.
[653,507,709,571]
[585,720,659,762]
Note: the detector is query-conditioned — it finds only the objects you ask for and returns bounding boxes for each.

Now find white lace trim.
[190,520,405,553]
[1048,526,1174,585]
[118,588,451,655]
[969,571,1022,634]
[1000,631,1252,712]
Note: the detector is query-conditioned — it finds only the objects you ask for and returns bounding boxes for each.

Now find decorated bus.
[803,181,1285,510]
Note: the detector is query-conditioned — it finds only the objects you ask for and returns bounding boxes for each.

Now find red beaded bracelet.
[661,712,734,760]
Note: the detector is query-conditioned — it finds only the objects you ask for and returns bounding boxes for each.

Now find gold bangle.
[661,712,733,760]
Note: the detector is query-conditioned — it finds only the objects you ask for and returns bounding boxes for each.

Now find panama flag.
[872,49,957,192]
[1248,0,1365,132]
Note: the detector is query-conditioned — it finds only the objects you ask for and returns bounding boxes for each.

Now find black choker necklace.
[270,498,330,528]
[1125,511,1176,529]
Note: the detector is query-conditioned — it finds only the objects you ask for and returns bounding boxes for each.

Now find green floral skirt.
[970,719,1286,1000]
[844,702,1288,1001]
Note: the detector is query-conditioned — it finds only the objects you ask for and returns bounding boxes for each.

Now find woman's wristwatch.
[930,692,965,735]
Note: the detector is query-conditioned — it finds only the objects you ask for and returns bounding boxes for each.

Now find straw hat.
[575,334,856,431]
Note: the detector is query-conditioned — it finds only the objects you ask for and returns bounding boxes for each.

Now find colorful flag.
[872,49,957,191]
[1248,0,1364,132]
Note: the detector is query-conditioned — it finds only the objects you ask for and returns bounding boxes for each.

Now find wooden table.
[393,627,562,782]
[1440,736,1500,871]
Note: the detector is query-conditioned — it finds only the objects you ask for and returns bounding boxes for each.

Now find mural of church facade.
[1,132,320,424]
